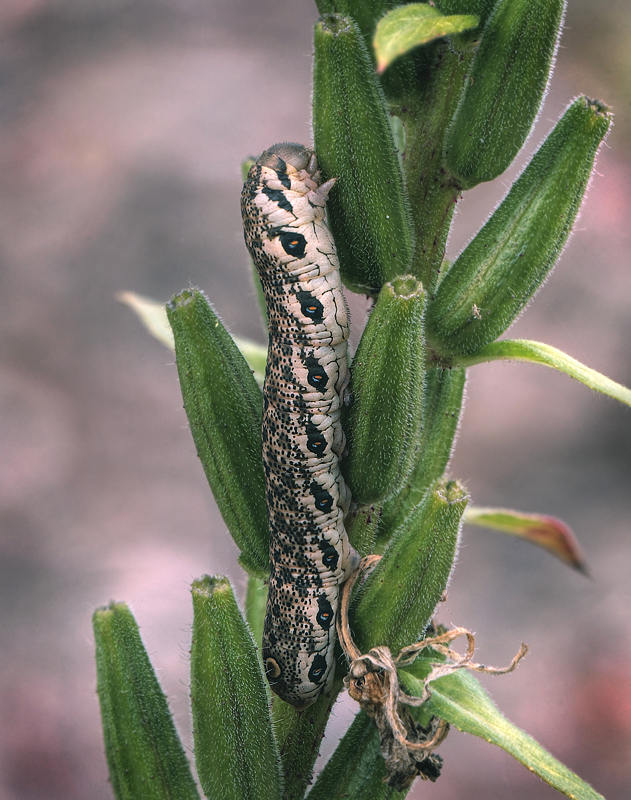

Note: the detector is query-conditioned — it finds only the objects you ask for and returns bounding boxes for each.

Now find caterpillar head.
[256,142,318,177]
[262,642,333,709]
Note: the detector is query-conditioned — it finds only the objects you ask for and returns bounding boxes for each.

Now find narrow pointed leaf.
[352,479,467,654]
[454,338,631,409]
[191,576,283,800]
[306,711,407,800]
[428,97,612,356]
[118,291,175,350]
[465,506,588,573]
[444,0,566,187]
[167,289,268,575]
[121,289,267,382]
[344,276,426,504]
[374,5,479,73]
[401,668,604,800]
[93,603,200,800]
[313,14,414,292]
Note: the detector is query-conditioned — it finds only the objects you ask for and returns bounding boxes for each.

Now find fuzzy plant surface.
[95,2,630,799]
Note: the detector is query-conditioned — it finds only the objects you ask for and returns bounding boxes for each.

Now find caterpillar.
[241,142,360,708]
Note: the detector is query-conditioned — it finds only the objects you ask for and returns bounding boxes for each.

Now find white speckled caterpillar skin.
[242,143,360,708]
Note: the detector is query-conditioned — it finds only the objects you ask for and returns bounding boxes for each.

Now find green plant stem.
[399,42,471,289]
[273,684,344,800]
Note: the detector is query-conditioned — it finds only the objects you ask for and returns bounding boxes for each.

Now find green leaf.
[444,0,566,187]
[190,576,283,800]
[374,5,479,72]
[464,506,588,573]
[306,711,408,800]
[352,479,467,653]
[167,289,269,576]
[120,289,267,383]
[313,14,414,292]
[427,97,612,356]
[454,338,631,409]
[400,668,605,800]
[344,276,426,503]
[93,603,200,800]
[118,291,175,350]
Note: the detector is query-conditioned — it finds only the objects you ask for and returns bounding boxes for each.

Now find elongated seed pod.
[344,275,426,504]
[443,0,566,188]
[167,289,268,576]
[93,603,201,800]
[313,15,414,292]
[428,97,612,356]
[242,142,360,708]
[190,576,282,800]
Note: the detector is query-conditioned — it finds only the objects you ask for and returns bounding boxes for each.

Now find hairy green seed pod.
[352,479,467,653]
[428,97,612,357]
[191,576,283,800]
[313,14,414,292]
[167,289,268,575]
[93,603,200,800]
[377,365,466,542]
[344,276,426,504]
[444,0,566,188]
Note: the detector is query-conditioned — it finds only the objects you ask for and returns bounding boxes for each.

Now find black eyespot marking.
[265,657,282,679]
[305,355,328,391]
[296,291,324,323]
[319,542,339,572]
[263,185,293,213]
[310,482,333,513]
[308,654,328,685]
[279,231,307,259]
[316,595,334,629]
[306,423,326,457]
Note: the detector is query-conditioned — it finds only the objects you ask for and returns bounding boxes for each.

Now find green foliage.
[166,289,269,576]
[344,276,426,503]
[373,4,479,73]
[93,603,200,800]
[444,0,567,187]
[96,2,625,799]
[190,576,282,800]
[313,15,414,291]
[352,479,467,654]
[427,97,611,356]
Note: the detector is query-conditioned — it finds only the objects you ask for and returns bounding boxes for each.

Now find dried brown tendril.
[337,555,528,790]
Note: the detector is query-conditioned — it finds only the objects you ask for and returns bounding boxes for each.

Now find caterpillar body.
[241,143,360,708]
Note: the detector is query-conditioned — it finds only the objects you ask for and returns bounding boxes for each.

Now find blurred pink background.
[1,1,629,798]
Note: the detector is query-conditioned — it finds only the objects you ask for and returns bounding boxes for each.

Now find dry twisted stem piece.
[337,555,528,790]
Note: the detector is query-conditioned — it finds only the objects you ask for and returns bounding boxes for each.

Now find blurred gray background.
[1,1,630,798]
